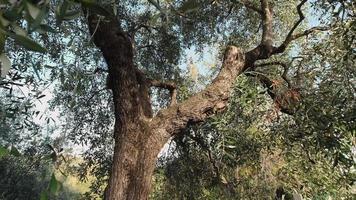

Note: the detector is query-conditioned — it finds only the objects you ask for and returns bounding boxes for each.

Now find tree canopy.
[0,0,355,199]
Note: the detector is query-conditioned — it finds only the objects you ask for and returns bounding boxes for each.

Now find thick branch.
[244,0,274,63]
[150,46,246,137]
[246,0,328,62]
[246,71,296,115]
[260,0,273,46]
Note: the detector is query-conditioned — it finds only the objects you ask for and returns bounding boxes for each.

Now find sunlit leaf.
[10,146,20,157]
[9,33,47,53]
[40,191,48,200]
[36,24,57,33]
[12,24,27,36]
[26,2,41,19]
[0,53,11,78]
[0,146,9,158]
[62,10,81,20]
[49,173,60,194]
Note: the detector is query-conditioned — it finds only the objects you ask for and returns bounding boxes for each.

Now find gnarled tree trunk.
[87,13,246,198]
[84,0,323,198]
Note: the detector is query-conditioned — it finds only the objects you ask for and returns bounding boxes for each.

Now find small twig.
[188,135,220,180]
[147,0,161,11]
[87,87,107,102]
[254,61,292,88]
[137,44,154,51]
[273,0,329,54]
[0,81,24,87]
[224,4,235,18]
[92,67,108,74]
[88,16,102,42]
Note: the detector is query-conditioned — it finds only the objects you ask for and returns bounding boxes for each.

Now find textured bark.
[150,46,246,137]
[88,15,247,197]
[83,0,326,199]
[86,12,162,199]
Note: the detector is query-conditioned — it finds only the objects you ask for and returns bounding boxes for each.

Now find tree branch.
[0,81,24,87]
[254,61,292,88]
[149,79,177,106]
[272,0,329,54]
[285,0,308,42]
[150,46,246,137]
[246,0,328,63]
[273,26,329,54]
[260,0,273,46]
[292,26,329,40]
[87,87,107,103]
[246,71,296,115]
[245,0,275,63]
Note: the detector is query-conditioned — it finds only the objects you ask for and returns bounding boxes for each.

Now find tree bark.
[83,0,322,198]
[85,12,165,199]
[85,10,251,200]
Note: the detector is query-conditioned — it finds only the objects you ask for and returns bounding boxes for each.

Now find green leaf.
[28,8,48,31]
[3,8,23,22]
[56,0,82,23]
[9,34,47,53]
[59,0,71,18]
[62,10,81,21]
[0,146,9,158]
[0,53,11,78]
[0,12,10,27]
[49,173,60,194]
[0,28,6,52]
[55,0,70,23]
[12,24,27,36]
[40,191,48,200]
[26,2,41,19]
[10,146,20,157]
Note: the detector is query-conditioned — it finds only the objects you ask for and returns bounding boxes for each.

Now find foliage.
[0,0,354,199]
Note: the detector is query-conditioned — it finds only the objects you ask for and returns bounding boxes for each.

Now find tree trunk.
[86,12,172,200]
[83,0,302,197]
[105,126,169,199]
[85,11,248,198]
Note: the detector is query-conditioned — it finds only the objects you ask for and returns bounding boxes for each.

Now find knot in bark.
[223,46,244,65]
